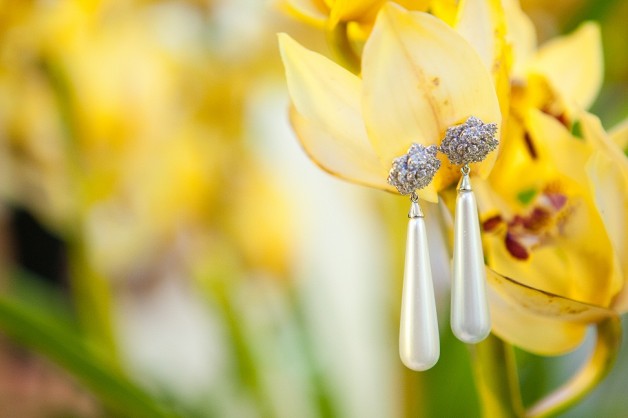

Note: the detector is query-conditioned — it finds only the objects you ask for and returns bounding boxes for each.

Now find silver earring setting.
[388,116,498,371]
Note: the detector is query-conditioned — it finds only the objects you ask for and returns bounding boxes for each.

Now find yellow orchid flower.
[279,0,625,335]
[279,3,501,202]
[467,105,627,415]
[437,5,626,413]
[479,109,627,354]
[277,0,433,28]
[504,0,602,125]
[280,3,626,413]
[277,0,457,73]
[443,0,628,358]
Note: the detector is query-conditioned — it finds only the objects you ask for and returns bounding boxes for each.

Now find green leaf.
[470,335,523,418]
[0,270,183,418]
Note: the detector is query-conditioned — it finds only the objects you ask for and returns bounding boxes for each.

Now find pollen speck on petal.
[483,215,503,231]
[505,233,529,260]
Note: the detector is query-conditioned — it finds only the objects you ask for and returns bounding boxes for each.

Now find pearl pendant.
[450,174,491,343]
[399,202,440,371]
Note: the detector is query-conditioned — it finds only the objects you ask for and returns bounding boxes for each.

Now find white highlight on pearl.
[399,202,440,371]
[451,175,491,343]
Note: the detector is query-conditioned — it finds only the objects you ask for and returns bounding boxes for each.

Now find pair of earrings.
[388,116,498,371]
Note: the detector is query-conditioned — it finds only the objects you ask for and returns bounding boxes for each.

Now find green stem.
[469,334,524,418]
[286,286,338,418]
[67,236,120,364]
[195,257,275,418]
[525,317,622,418]
[42,58,119,362]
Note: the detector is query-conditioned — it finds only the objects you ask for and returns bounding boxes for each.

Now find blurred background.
[0,0,626,417]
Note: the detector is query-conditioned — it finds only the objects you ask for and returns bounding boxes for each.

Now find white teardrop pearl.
[450,175,491,343]
[399,202,440,371]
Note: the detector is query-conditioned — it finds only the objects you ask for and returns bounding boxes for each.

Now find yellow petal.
[290,106,392,190]
[580,111,628,177]
[454,0,511,119]
[487,116,553,212]
[527,22,603,113]
[329,0,385,25]
[502,0,537,79]
[610,117,628,151]
[278,34,390,190]
[485,224,618,308]
[394,0,430,12]
[454,0,505,73]
[430,0,459,26]
[361,4,501,188]
[487,268,616,355]
[586,151,628,311]
[580,113,628,311]
[526,109,592,185]
[276,0,328,28]
[347,20,374,44]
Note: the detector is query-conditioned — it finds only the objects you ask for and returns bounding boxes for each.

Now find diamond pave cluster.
[387,116,498,195]
[440,116,498,166]
[388,144,441,195]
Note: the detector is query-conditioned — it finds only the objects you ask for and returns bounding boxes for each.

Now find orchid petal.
[487,268,617,355]
[586,151,628,311]
[487,116,552,212]
[455,0,511,119]
[610,118,628,151]
[290,106,392,190]
[430,0,459,26]
[277,0,328,28]
[580,113,628,311]
[278,34,390,190]
[526,109,592,185]
[485,227,618,309]
[454,0,505,73]
[502,0,537,79]
[394,0,430,12]
[580,112,628,172]
[362,4,501,190]
[527,22,603,113]
[329,0,385,25]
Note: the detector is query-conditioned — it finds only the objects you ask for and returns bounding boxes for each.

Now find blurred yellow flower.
[0,0,292,280]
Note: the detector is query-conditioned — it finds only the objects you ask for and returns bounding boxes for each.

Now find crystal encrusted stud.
[388,144,441,195]
[440,116,498,166]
